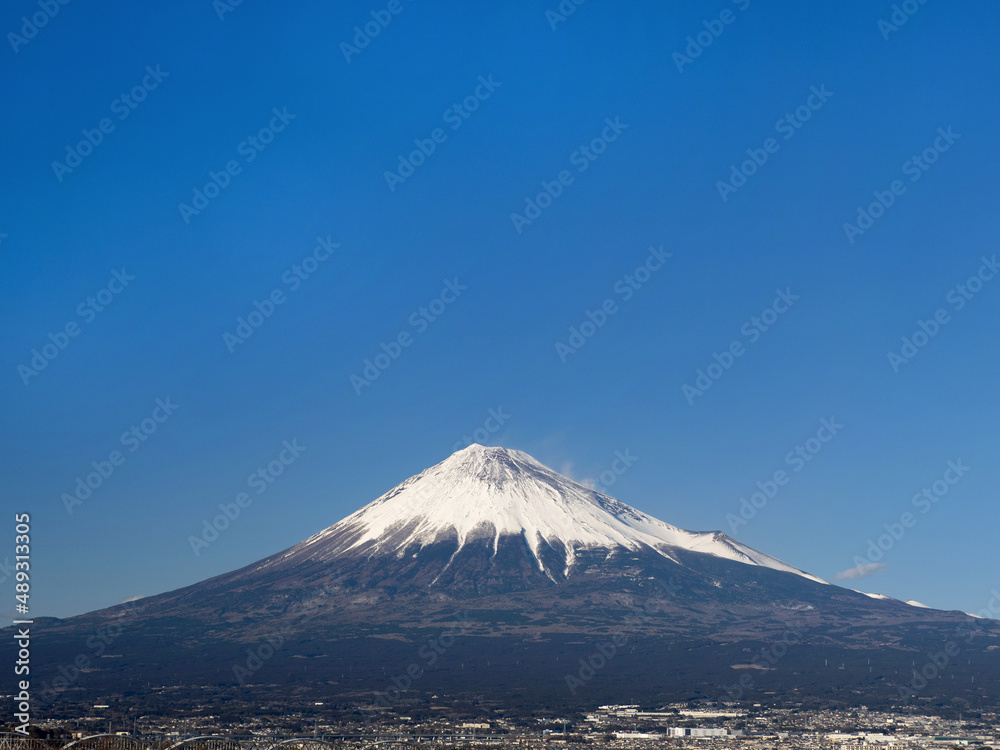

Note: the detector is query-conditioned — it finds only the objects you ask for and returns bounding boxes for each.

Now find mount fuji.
[18,444,1000,714]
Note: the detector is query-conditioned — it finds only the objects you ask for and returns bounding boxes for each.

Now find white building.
[668,728,729,738]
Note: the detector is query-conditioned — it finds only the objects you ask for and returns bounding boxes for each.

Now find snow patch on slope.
[856,591,895,601]
[857,595,932,610]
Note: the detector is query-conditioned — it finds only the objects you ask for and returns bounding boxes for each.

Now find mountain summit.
[269,444,825,584]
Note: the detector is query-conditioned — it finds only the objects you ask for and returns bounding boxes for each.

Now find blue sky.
[2,0,999,619]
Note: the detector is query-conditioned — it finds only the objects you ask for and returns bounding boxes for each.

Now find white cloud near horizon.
[836,562,888,580]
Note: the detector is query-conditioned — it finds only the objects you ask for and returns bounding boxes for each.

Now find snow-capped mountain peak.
[286,444,825,584]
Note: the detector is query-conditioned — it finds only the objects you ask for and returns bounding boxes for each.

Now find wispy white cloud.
[836,562,888,580]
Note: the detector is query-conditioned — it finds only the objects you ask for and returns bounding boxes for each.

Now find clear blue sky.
[2,0,999,619]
